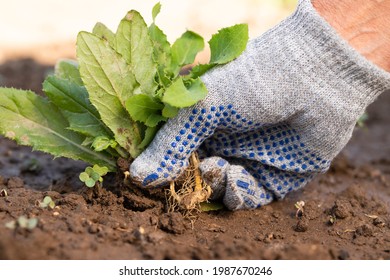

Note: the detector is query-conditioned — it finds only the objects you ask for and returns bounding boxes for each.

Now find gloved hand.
[130,0,390,210]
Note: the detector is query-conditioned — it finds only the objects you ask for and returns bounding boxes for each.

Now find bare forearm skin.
[312,0,390,72]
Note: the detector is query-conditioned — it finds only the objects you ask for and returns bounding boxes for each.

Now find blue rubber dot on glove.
[142,173,159,186]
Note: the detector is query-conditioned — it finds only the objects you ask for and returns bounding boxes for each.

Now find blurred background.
[0,0,298,64]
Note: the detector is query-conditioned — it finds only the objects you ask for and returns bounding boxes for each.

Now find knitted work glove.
[130,0,390,210]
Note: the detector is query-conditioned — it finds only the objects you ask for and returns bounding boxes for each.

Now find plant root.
[167,152,211,217]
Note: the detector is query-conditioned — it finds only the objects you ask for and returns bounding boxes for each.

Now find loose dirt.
[0,57,389,260]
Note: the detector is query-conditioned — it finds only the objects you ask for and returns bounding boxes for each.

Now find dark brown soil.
[0,58,389,260]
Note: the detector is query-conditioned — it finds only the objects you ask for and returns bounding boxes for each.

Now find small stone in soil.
[355,224,374,237]
[294,216,309,232]
[331,199,352,219]
[147,231,165,244]
[338,249,350,260]
[158,212,186,234]
[88,224,100,234]
[207,223,226,233]
[373,217,386,228]
[261,233,275,243]
[132,227,146,243]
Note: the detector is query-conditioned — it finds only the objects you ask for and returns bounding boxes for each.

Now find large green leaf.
[116,10,157,96]
[77,31,144,158]
[162,77,207,108]
[209,24,248,64]
[92,22,116,48]
[170,31,204,75]
[0,88,116,170]
[43,76,113,139]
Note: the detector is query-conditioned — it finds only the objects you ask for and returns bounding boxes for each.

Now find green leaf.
[78,32,139,106]
[5,221,16,229]
[92,22,116,48]
[162,103,179,118]
[156,68,173,89]
[200,201,225,212]
[149,23,171,65]
[40,196,55,209]
[79,172,90,182]
[92,136,117,152]
[357,112,368,128]
[43,196,52,204]
[92,164,109,176]
[209,24,248,64]
[85,178,96,188]
[90,171,101,181]
[81,136,95,147]
[43,76,112,139]
[85,166,94,175]
[138,126,159,150]
[162,77,207,108]
[0,87,116,170]
[77,31,144,158]
[152,2,161,22]
[17,216,28,228]
[170,31,204,74]
[126,94,166,127]
[116,11,157,96]
[27,218,39,230]
[48,201,55,209]
[54,59,83,86]
[149,23,172,87]
[187,63,217,79]
[145,114,166,128]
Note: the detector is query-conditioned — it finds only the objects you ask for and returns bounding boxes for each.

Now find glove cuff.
[281,0,390,107]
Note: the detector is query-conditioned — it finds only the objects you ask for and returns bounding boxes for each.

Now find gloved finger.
[224,165,275,210]
[129,100,221,188]
[198,153,317,210]
[216,162,313,210]
[198,156,229,200]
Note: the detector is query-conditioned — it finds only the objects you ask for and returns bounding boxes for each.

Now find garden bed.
[0,57,389,260]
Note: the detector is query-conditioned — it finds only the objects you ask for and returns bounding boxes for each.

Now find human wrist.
[311,0,390,72]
